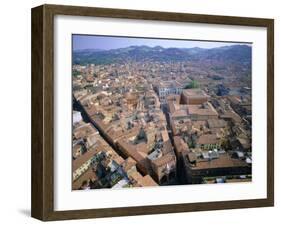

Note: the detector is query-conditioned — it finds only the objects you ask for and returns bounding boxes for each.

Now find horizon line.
[73,43,252,52]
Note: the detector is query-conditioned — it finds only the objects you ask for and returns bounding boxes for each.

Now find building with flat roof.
[187,102,218,121]
[181,89,210,105]
[182,149,251,184]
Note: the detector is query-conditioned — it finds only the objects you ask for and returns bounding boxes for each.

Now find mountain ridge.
[73,44,252,66]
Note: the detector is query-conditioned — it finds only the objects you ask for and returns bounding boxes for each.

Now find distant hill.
[73,44,252,66]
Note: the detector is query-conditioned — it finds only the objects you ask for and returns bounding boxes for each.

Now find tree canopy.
[184,80,199,89]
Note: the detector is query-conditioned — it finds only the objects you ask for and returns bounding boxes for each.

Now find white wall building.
[73,110,83,125]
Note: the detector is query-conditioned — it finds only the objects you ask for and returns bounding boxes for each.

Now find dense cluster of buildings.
[72,61,252,190]
[73,117,158,189]
[168,89,251,184]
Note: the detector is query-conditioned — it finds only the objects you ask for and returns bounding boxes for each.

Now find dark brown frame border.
[31,4,274,221]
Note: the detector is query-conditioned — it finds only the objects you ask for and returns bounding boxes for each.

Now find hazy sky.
[72,34,251,51]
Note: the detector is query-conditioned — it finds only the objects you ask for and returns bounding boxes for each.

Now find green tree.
[184,80,199,89]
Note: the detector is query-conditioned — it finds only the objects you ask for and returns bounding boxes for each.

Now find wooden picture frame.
[31,4,274,221]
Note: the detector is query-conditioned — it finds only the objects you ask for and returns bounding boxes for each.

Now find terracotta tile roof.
[84,105,98,116]
[171,109,188,118]
[173,136,189,155]
[183,89,209,98]
[187,152,197,162]
[129,171,143,182]
[191,153,249,170]
[72,168,97,190]
[166,94,181,104]
[73,123,98,139]
[220,111,242,123]
[152,153,175,167]
[162,140,173,155]
[139,175,158,187]
[187,102,218,116]
[72,148,98,171]
[197,134,219,145]
[122,157,137,172]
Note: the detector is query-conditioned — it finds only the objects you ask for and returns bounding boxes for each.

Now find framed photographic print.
[31,4,274,221]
